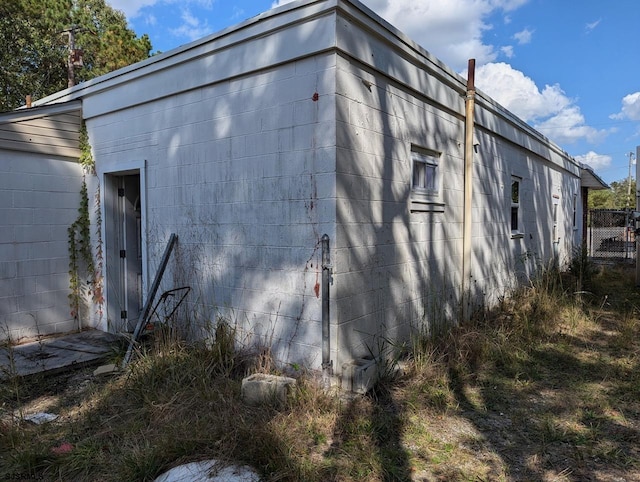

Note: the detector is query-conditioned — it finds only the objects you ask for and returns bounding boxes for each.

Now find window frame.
[410,145,444,213]
[510,176,523,238]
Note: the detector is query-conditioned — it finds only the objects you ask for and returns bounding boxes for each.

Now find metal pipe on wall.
[321,234,333,386]
[462,59,476,321]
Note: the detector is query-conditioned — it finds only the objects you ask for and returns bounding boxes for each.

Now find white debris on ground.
[23,412,59,424]
[153,460,260,482]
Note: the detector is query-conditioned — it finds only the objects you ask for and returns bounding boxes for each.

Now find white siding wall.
[88,53,338,368]
[0,151,83,342]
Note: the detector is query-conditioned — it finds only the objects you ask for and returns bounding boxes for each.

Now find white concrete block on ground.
[342,357,379,394]
[241,373,296,406]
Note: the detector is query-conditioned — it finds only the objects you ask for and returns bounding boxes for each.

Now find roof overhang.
[0,100,82,159]
[580,164,609,190]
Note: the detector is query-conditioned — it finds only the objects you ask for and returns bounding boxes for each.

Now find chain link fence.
[588,209,636,261]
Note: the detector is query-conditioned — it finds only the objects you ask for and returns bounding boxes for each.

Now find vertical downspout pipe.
[321,234,333,387]
[462,59,476,322]
[635,146,640,285]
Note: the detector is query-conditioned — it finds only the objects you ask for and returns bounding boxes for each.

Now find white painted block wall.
[0,151,84,342]
[88,52,338,367]
[331,15,584,369]
[70,0,586,377]
[470,129,582,307]
[333,56,466,365]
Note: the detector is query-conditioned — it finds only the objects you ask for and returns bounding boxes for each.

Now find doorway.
[104,172,143,333]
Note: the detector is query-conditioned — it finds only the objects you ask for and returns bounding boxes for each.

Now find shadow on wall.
[131,23,334,370]
[334,58,450,367]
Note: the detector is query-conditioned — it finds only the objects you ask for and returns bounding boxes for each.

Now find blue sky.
[106,0,640,184]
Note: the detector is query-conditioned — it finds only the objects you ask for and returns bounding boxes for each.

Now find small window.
[412,150,439,195]
[410,146,444,213]
[511,176,522,236]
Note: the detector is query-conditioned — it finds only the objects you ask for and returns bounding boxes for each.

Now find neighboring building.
[0,0,607,385]
[0,101,84,341]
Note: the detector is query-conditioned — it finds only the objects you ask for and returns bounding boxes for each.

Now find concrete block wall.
[331,7,584,369]
[333,55,465,366]
[471,127,582,304]
[73,0,586,377]
[0,151,83,342]
[88,52,338,368]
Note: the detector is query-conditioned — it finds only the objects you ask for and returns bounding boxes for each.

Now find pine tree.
[0,0,151,112]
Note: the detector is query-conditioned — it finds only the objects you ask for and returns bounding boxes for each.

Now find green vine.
[92,182,104,315]
[68,178,93,319]
[79,123,95,173]
[68,122,104,319]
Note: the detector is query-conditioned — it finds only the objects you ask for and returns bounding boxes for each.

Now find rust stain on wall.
[314,268,320,298]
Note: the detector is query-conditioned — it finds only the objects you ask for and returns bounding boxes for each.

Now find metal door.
[105,172,142,332]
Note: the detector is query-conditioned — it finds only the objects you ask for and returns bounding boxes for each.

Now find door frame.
[98,160,148,333]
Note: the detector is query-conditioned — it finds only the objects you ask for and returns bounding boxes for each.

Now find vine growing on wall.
[68,122,104,320]
[79,123,95,174]
[92,183,104,315]
[68,178,93,319]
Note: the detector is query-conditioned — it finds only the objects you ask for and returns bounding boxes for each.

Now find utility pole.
[627,151,635,210]
[628,151,636,260]
[61,26,84,88]
[636,145,640,286]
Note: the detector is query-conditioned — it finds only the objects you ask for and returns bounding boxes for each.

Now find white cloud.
[107,0,214,20]
[145,14,157,26]
[585,19,601,33]
[611,92,640,121]
[501,45,514,58]
[107,0,160,18]
[273,0,530,71]
[575,151,612,171]
[513,27,533,45]
[474,63,569,121]
[169,8,212,41]
[474,62,607,144]
[231,7,245,20]
[535,106,606,144]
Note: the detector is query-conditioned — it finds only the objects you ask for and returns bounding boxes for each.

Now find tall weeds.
[2,261,638,481]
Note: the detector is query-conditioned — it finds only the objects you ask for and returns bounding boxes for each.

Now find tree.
[588,177,637,211]
[610,177,636,210]
[0,0,151,112]
[588,189,614,210]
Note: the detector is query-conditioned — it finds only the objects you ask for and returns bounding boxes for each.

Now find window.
[410,146,444,213]
[511,176,522,236]
[412,151,438,194]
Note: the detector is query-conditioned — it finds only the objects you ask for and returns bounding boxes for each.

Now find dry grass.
[1,262,639,481]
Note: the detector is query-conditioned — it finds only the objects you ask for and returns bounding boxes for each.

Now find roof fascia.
[32,0,338,107]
